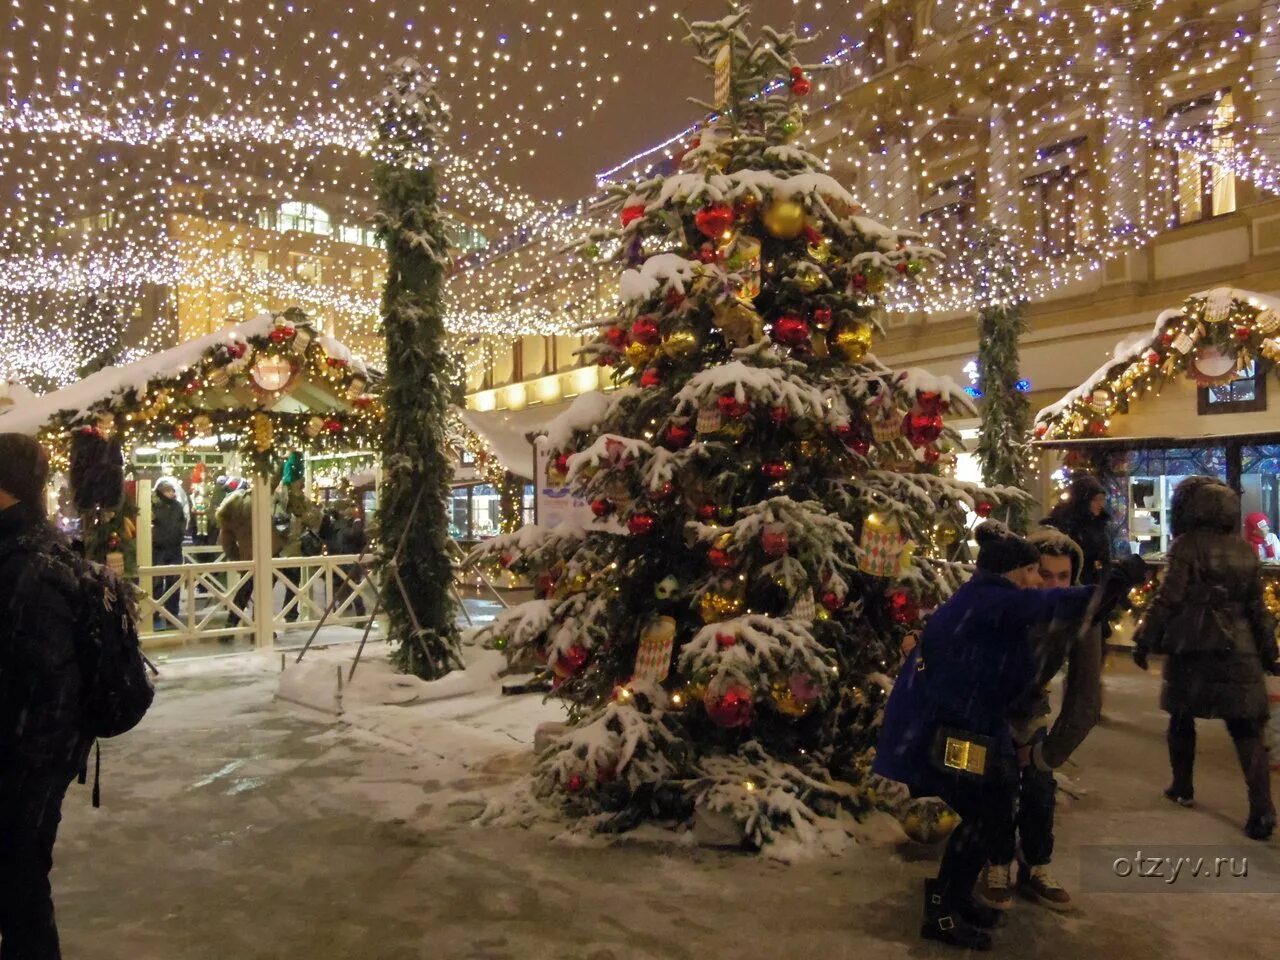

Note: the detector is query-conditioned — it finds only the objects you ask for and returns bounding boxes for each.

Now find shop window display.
[1242,445,1280,564]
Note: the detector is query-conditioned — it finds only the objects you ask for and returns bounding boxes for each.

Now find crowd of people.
[3,424,1279,956]
[875,475,1279,951]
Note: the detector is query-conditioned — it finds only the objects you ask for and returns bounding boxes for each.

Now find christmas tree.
[973,226,1032,532]
[472,7,1013,850]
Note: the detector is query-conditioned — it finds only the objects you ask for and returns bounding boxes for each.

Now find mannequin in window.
[1244,512,1280,562]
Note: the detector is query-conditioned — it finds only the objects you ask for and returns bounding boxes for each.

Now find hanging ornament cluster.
[901,390,948,448]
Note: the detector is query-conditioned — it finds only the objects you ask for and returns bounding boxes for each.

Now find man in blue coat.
[874,522,1098,950]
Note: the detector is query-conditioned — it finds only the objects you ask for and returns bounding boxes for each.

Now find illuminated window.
[337,224,380,248]
[919,174,974,262]
[266,201,332,237]
[1198,361,1267,415]
[291,254,323,284]
[444,220,489,254]
[1169,92,1236,226]
[1023,138,1089,258]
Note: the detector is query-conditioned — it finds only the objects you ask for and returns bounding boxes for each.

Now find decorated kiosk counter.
[1034,287,1280,624]
[6,309,385,650]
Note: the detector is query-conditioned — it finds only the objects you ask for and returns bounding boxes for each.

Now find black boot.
[956,896,1002,929]
[1165,717,1196,806]
[1232,736,1276,841]
[921,879,993,951]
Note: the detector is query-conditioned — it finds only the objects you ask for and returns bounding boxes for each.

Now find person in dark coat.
[1133,476,1278,840]
[1044,473,1112,584]
[982,527,1138,913]
[320,500,367,617]
[874,522,1100,951]
[151,479,187,625]
[0,434,91,960]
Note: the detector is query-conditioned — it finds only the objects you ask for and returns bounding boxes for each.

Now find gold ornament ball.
[797,439,819,459]
[896,540,917,576]
[770,680,815,719]
[625,341,656,369]
[712,300,765,348]
[762,199,807,240]
[807,238,832,263]
[831,323,873,362]
[698,589,744,624]
[864,511,898,534]
[720,420,748,440]
[795,270,826,293]
[931,519,961,548]
[662,326,699,360]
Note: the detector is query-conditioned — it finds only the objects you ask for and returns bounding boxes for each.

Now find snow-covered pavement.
[52,647,1278,960]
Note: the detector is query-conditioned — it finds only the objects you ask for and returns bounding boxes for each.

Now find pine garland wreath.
[973,225,1031,532]
[374,59,462,679]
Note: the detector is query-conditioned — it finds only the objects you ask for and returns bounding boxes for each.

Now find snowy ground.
[52,648,1279,960]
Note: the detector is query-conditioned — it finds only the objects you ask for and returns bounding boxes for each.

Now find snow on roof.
[3,312,373,437]
[1034,287,1280,425]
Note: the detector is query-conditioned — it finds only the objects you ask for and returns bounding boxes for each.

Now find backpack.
[75,559,156,741]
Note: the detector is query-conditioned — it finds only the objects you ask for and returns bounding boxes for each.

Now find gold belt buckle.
[943,736,987,775]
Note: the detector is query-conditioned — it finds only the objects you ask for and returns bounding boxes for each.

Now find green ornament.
[655,575,680,600]
[780,117,799,138]
[492,636,509,652]
[582,243,601,260]
[907,259,925,277]
[718,505,735,522]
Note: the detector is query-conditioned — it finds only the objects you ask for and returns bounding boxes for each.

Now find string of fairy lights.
[0,1,1277,389]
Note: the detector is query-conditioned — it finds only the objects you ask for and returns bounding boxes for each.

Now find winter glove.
[1133,647,1149,671]
[1092,556,1148,624]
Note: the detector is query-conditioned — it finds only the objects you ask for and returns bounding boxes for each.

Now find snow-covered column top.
[1101,60,1145,235]
[987,103,1017,231]
[1252,0,1280,170]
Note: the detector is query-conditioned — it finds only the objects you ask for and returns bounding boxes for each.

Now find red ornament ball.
[1088,420,1109,438]
[703,685,754,729]
[628,512,658,536]
[227,342,248,359]
[325,418,343,434]
[1145,350,1160,366]
[773,314,811,347]
[790,76,811,97]
[761,460,792,481]
[762,528,790,558]
[696,244,723,264]
[851,272,869,291]
[665,423,694,449]
[895,261,910,274]
[903,412,944,446]
[620,204,646,227]
[694,203,735,239]
[717,394,751,419]
[590,499,612,518]
[697,504,719,522]
[564,773,586,794]
[889,590,919,625]
[499,552,515,569]
[975,501,994,518]
[652,481,675,501]
[1234,326,1252,341]
[790,65,804,79]
[812,306,833,328]
[535,572,558,597]
[604,326,628,349]
[707,547,735,570]
[630,315,661,345]
[664,289,687,308]
[715,632,738,648]
[821,591,844,612]
[554,453,572,475]
[769,405,790,425]
[640,367,663,388]
[851,439,871,457]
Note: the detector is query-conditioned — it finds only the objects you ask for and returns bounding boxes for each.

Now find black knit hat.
[0,433,49,509]
[975,520,1040,575]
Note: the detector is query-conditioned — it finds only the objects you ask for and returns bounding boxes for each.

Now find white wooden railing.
[136,553,380,649]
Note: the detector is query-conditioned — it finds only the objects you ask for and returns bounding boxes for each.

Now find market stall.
[6,309,385,652]
[1034,287,1280,630]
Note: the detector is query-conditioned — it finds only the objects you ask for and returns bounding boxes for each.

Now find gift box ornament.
[859,512,905,577]
[789,588,816,622]
[1171,329,1198,354]
[1203,289,1233,324]
[1257,308,1280,335]
[871,399,905,444]
[696,403,723,435]
[633,616,677,682]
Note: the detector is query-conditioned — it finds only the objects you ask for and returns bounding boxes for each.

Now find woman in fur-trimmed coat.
[1133,476,1277,840]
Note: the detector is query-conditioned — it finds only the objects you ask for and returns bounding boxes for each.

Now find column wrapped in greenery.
[374,59,462,678]
[973,225,1031,532]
